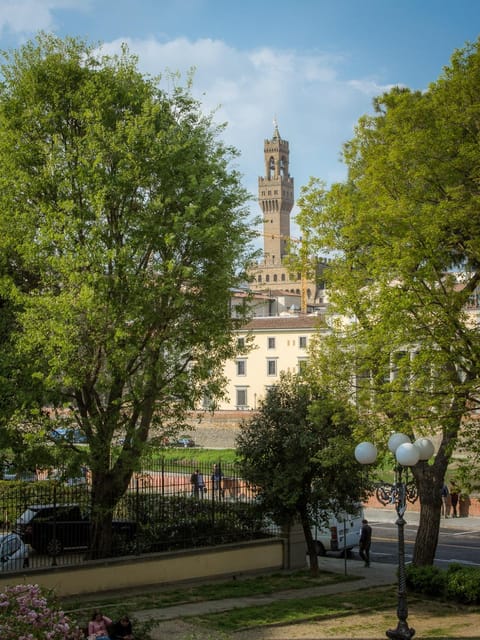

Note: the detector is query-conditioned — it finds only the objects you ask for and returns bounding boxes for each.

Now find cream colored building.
[218,314,327,411]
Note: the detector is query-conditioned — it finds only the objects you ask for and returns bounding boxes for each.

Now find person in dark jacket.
[109,615,134,640]
[359,519,372,567]
[441,484,449,518]
[450,481,460,518]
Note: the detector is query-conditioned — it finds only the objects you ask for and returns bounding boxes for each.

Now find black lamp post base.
[386,623,416,640]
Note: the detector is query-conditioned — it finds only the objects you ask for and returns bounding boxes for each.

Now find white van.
[310,505,364,556]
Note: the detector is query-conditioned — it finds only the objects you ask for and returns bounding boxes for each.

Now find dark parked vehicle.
[50,427,87,443]
[175,435,196,448]
[2,464,36,482]
[15,504,136,555]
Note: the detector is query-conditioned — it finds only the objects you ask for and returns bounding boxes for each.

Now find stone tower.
[248,122,327,313]
[258,120,294,265]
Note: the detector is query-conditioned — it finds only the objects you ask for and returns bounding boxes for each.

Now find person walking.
[359,518,372,567]
[450,481,459,518]
[190,470,200,498]
[441,484,449,518]
[197,470,206,498]
[211,463,223,498]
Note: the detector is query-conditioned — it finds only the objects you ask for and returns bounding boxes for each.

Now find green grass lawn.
[60,568,480,640]
[191,586,400,632]
[61,569,358,620]
[144,447,238,466]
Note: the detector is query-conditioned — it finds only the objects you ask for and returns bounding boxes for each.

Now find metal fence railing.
[0,458,279,573]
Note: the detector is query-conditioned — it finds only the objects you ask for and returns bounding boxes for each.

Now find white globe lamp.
[354,441,378,465]
[395,442,420,467]
[388,432,411,454]
[414,437,435,461]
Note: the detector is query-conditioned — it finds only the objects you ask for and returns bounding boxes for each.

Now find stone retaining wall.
[184,411,244,448]
[0,538,285,598]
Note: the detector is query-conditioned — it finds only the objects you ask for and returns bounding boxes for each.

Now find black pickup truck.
[15,503,136,555]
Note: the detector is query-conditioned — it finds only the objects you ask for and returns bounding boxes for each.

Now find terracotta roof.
[233,289,301,298]
[243,315,325,330]
[231,291,272,300]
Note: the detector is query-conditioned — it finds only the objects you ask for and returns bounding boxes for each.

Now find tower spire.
[273,115,280,140]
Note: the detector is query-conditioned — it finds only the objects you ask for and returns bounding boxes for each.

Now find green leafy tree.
[236,372,370,575]
[0,33,255,557]
[297,39,480,565]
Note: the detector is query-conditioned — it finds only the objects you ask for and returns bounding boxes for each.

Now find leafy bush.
[445,564,480,604]
[405,564,446,596]
[125,493,271,553]
[0,583,83,639]
[406,563,480,604]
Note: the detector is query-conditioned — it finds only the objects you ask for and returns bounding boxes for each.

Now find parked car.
[2,464,36,482]
[0,532,29,571]
[175,435,195,448]
[14,504,136,555]
[50,428,87,443]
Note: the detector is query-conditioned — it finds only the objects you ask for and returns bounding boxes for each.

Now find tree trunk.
[88,466,133,559]
[412,456,447,566]
[82,389,154,559]
[413,498,441,566]
[300,507,319,576]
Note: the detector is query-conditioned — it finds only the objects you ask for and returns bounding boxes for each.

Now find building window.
[258,275,262,283]
[268,337,276,349]
[273,274,278,282]
[236,388,248,408]
[236,359,246,376]
[266,275,270,283]
[281,273,286,281]
[298,359,308,374]
[267,359,277,376]
[202,394,214,409]
[237,337,245,349]
[299,336,307,349]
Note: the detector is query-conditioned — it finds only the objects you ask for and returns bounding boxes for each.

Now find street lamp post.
[355,433,434,640]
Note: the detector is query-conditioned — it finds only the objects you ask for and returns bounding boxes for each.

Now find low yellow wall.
[0,539,284,597]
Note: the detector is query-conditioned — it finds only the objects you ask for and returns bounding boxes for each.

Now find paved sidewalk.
[365,505,480,529]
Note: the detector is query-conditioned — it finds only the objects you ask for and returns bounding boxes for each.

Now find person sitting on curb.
[88,610,112,640]
[109,614,134,640]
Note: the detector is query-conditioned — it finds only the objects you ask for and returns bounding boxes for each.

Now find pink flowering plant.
[0,583,84,639]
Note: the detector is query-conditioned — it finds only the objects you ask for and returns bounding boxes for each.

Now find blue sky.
[0,0,479,242]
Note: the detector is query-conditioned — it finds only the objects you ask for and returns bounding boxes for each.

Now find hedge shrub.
[406,563,480,604]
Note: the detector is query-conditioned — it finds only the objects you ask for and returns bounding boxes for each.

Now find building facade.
[217,314,326,411]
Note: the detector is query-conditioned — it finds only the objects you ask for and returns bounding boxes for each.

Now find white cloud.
[0,0,88,34]
[99,35,396,234]
[7,27,390,228]
[348,78,402,96]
